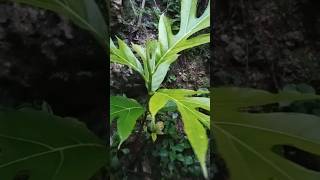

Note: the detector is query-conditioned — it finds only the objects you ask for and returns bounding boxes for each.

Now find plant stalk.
[138,0,146,27]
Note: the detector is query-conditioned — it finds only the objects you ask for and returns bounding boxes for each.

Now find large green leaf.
[110,0,210,92]
[213,87,320,180]
[0,108,107,180]
[11,0,108,45]
[157,0,210,65]
[110,96,144,148]
[149,89,210,178]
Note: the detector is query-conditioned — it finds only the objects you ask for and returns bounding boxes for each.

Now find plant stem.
[138,0,146,27]
[145,48,153,94]
[129,0,138,16]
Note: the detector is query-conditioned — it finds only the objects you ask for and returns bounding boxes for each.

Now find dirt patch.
[213,0,320,91]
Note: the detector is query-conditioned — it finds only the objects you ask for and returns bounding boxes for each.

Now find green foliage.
[0,1,109,179]
[151,112,203,179]
[110,0,211,178]
[110,38,144,77]
[11,0,108,46]
[110,0,210,92]
[281,84,320,116]
[110,96,144,148]
[149,89,209,177]
[167,74,177,83]
[109,110,205,179]
[10,0,211,178]
[0,108,107,180]
[213,87,320,180]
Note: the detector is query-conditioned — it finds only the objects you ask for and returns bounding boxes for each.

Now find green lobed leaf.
[151,0,210,91]
[110,96,144,148]
[11,0,108,46]
[157,0,210,66]
[0,109,107,180]
[110,0,210,92]
[149,89,210,178]
[213,87,320,180]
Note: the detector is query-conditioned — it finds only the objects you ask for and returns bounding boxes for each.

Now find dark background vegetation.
[0,1,108,179]
[213,0,320,179]
[213,0,320,91]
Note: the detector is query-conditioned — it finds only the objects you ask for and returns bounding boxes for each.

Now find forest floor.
[213,0,320,92]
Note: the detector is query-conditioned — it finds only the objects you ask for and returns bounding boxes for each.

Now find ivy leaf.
[213,87,320,180]
[110,96,144,148]
[11,0,108,46]
[149,89,210,178]
[0,109,107,180]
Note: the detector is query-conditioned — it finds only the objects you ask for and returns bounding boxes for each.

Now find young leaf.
[110,0,210,92]
[0,109,107,180]
[149,89,210,178]
[152,0,210,91]
[110,96,144,148]
[110,39,145,78]
[213,87,320,180]
[11,0,108,45]
[157,0,210,66]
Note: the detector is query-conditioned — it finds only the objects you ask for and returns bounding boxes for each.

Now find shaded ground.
[213,0,320,92]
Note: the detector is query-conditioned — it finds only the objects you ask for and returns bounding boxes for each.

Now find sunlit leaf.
[149,89,210,178]
[110,0,210,92]
[110,96,144,148]
[157,0,210,65]
[110,39,145,78]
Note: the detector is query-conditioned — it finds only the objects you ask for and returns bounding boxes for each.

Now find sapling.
[110,0,210,178]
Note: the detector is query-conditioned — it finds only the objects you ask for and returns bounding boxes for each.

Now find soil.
[213,0,320,92]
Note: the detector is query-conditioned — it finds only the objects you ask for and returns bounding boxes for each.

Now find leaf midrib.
[156,92,209,126]
[155,12,209,68]
[15,0,106,44]
[213,125,294,180]
[214,121,320,146]
[54,0,106,42]
[111,49,142,74]
[111,107,143,116]
[0,143,105,169]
